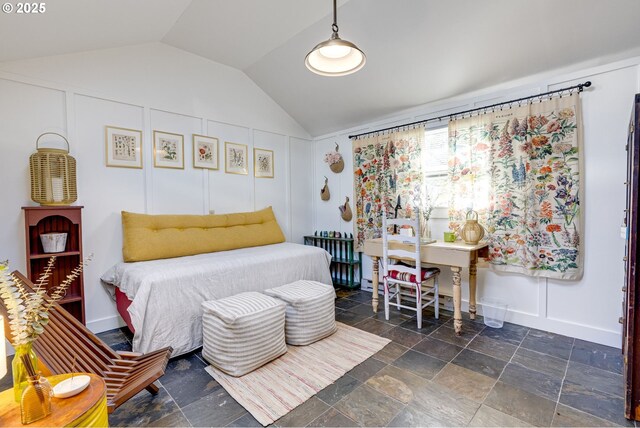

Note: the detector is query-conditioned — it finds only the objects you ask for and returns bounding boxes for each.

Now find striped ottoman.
[201,292,287,377]
[264,280,337,346]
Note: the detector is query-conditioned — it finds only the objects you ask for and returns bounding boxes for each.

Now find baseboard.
[360,279,621,348]
[86,314,126,334]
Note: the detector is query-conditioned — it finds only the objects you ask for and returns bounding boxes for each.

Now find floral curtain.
[448,94,583,279]
[352,128,423,250]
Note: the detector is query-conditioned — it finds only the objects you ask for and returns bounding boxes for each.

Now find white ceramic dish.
[52,375,90,398]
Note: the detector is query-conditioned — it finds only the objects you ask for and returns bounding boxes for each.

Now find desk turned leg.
[451,266,463,335]
[372,256,379,313]
[469,253,478,320]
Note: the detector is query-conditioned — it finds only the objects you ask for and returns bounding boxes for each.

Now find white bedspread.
[101,242,332,356]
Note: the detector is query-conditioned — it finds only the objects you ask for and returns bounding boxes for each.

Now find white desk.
[363,238,488,335]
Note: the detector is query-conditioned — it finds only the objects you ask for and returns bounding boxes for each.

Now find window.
[422,126,449,211]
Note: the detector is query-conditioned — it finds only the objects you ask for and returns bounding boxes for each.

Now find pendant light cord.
[332,0,339,34]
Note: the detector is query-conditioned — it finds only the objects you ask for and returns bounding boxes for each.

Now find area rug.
[204,322,391,426]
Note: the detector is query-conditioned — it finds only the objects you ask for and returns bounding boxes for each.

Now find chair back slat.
[1,271,172,414]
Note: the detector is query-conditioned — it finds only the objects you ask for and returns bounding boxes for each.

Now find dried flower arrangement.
[324,143,344,173]
[0,256,88,346]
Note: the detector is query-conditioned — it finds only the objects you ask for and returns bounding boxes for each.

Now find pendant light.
[305,0,366,77]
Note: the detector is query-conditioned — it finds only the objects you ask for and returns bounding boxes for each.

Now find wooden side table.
[0,373,108,427]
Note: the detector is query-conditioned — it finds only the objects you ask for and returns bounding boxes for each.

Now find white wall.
[312,57,640,347]
[0,43,313,333]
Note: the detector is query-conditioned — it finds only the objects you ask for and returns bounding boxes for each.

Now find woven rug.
[205,322,391,426]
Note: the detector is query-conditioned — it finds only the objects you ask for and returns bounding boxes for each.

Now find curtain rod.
[348,81,592,139]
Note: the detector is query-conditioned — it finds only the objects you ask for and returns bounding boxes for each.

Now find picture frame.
[153,130,184,169]
[254,148,274,178]
[193,134,219,170]
[105,126,143,169]
[224,142,248,175]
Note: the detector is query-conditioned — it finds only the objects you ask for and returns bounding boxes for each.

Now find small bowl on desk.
[53,374,90,398]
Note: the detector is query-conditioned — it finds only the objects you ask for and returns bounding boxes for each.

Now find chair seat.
[388,267,440,283]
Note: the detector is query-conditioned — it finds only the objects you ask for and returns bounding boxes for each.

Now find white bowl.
[53,375,90,398]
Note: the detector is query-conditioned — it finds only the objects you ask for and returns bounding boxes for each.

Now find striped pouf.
[201,292,287,377]
[264,280,337,346]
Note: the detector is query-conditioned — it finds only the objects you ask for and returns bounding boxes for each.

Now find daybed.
[101,207,332,356]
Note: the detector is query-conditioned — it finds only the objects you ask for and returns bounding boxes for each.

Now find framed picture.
[105,126,143,168]
[153,130,184,169]
[225,142,248,175]
[193,134,219,170]
[254,148,274,178]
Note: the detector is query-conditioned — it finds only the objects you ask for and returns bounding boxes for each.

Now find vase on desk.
[12,343,38,402]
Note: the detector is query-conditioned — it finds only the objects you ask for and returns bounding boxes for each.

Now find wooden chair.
[1,271,172,413]
[382,212,440,328]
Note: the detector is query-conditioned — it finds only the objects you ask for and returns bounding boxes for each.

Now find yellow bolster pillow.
[122,207,286,262]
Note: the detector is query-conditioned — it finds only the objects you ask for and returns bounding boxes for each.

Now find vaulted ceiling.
[2,0,640,136]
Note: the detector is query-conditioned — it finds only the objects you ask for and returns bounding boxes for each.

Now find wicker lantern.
[29,133,77,205]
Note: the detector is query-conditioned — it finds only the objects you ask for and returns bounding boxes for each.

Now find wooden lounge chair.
[1,271,172,413]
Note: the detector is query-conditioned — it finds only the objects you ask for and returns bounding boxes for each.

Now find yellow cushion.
[122,207,286,262]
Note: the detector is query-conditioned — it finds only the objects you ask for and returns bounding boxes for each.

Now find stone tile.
[227,412,262,427]
[181,388,246,427]
[484,381,556,427]
[451,349,507,380]
[559,380,633,427]
[110,341,133,352]
[444,317,486,334]
[479,322,529,346]
[499,363,562,401]
[468,404,532,427]
[161,352,220,407]
[398,318,441,335]
[571,339,623,374]
[429,325,475,347]
[511,347,568,379]
[335,310,368,326]
[365,364,431,404]
[276,396,330,427]
[347,358,387,382]
[381,326,424,348]
[347,290,374,303]
[552,404,620,427]
[120,326,134,342]
[335,298,361,311]
[409,380,481,426]
[316,374,361,406]
[373,342,408,364]
[109,387,180,427]
[372,308,415,326]
[391,349,447,380]
[335,289,357,299]
[150,409,191,427]
[521,328,574,360]
[388,404,448,427]
[308,407,359,427]
[412,336,463,362]
[348,303,379,317]
[334,384,404,427]
[433,363,496,403]
[467,335,517,362]
[565,361,624,397]
[97,328,129,347]
[353,318,395,336]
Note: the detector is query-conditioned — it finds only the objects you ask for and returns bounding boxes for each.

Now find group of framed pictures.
[104,125,274,178]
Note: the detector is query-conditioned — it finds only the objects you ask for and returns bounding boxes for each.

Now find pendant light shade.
[305,0,365,76]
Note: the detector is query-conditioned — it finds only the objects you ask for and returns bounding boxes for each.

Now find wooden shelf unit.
[304,234,361,289]
[22,206,85,324]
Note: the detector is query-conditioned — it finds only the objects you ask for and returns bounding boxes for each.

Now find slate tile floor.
[0,289,630,427]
